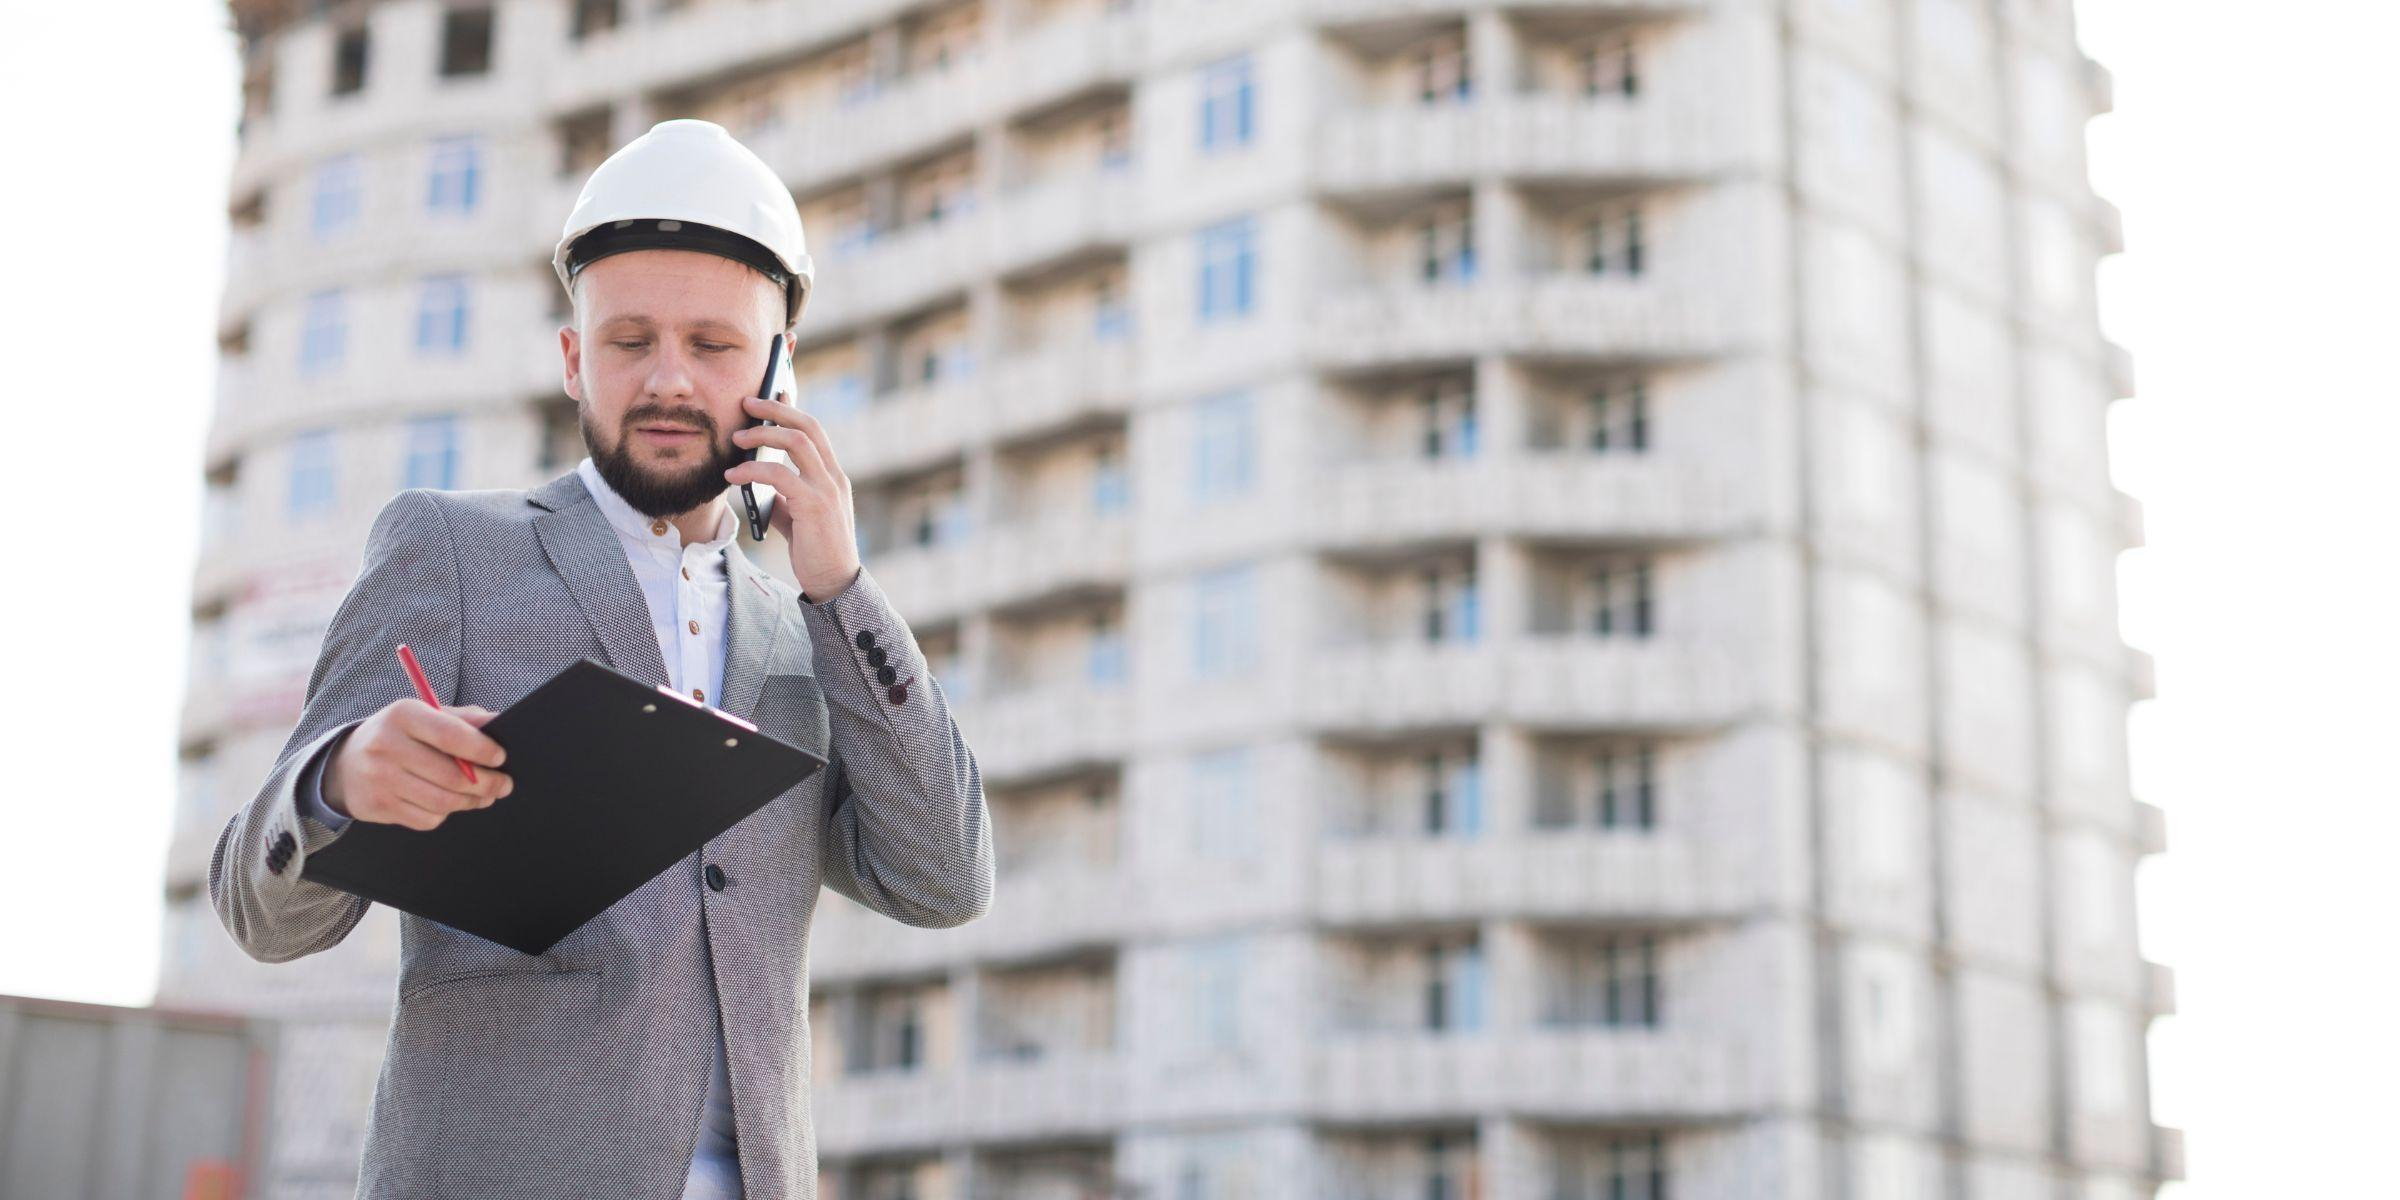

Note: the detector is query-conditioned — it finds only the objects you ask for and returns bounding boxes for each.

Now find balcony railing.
[1312,91,1750,193]
[1310,451,1755,548]
[1314,831,1759,926]
[1310,278,1736,369]
[1308,1029,1757,1121]
[1302,635,1753,732]
[813,1050,1126,1156]
[809,857,1137,983]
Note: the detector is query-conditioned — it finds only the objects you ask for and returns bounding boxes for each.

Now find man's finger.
[393,743,511,805]
[403,702,507,768]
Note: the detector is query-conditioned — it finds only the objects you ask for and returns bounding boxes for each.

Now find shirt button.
[688,619,700,635]
[651,518,669,536]
[693,688,705,702]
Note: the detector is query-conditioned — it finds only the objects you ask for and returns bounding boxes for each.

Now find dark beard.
[581,402,744,520]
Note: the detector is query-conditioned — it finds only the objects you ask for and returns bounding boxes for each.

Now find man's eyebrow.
[594,314,749,335]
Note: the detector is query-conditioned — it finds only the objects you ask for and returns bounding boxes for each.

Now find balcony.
[996,11,1144,115]
[804,207,993,332]
[1310,452,1755,549]
[983,339,1135,446]
[981,511,1135,614]
[990,170,1139,282]
[857,535,977,625]
[1314,831,1757,927]
[1310,279,1735,370]
[221,208,527,330]
[813,1051,1126,1156]
[2142,959,2176,1019]
[759,58,995,199]
[2132,799,2167,857]
[809,861,1136,982]
[814,376,980,481]
[1308,1029,1757,1122]
[1301,636,1752,733]
[544,0,914,119]
[813,341,1133,482]
[954,680,1135,786]
[1310,0,1714,23]
[206,307,567,470]
[1312,93,1751,196]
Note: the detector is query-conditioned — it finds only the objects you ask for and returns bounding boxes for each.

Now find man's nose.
[645,341,699,399]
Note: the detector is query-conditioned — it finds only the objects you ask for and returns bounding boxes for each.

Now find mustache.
[623,407,719,436]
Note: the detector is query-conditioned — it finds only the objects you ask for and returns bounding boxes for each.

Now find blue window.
[287,429,337,519]
[415,275,471,354]
[1198,54,1255,151]
[1435,943,1486,1032]
[1191,390,1255,504]
[299,289,346,373]
[1190,746,1256,860]
[427,135,482,215]
[1191,563,1258,678]
[1093,282,1131,341]
[1196,216,1257,322]
[1092,451,1130,516]
[1426,753,1484,836]
[403,414,459,490]
[1087,619,1127,686]
[810,372,868,419]
[1188,937,1245,1050]
[311,155,361,238]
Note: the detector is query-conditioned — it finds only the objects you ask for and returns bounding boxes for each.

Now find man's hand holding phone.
[322,699,514,830]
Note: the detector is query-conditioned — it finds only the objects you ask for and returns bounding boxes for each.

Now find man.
[208,119,995,1199]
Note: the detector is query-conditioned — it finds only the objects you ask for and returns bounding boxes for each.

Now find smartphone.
[738,333,791,540]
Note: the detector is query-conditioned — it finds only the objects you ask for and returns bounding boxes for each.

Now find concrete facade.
[175,0,2177,1195]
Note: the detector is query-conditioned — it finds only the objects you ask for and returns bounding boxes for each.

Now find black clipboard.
[300,657,827,955]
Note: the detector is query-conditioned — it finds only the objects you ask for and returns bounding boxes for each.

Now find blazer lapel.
[720,544,785,723]
[528,470,671,688]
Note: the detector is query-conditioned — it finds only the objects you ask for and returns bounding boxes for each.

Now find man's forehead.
[591,309,752,333]
[579,249,779,330]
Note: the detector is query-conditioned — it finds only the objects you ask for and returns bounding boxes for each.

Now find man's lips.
[637,425,705,438]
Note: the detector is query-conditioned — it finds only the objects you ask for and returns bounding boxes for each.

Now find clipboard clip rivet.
[725,738,738,748]
[643,703,657,713]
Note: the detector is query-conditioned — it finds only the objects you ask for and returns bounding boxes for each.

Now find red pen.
[396,643,479,783]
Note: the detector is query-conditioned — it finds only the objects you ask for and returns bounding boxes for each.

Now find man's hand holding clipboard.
[317,645,515,832]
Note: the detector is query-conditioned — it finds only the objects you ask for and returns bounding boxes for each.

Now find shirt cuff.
[297,730,355,833]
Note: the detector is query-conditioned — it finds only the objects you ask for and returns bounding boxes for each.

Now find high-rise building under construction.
[172,0,2176,1195]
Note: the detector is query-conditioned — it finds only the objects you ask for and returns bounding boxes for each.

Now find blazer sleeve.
[799,562,996,929]
[208,489,464,963]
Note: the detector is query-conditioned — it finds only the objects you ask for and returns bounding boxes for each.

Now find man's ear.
[559,323,582,403]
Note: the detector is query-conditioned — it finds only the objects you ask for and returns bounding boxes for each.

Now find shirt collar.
[576,456,739,556]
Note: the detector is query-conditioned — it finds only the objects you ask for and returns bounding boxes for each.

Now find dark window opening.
[570,0,621,40]
[440,7,495,78]
[330,26,370,96]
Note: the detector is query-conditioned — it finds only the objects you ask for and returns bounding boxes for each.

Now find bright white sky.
[2,2,2390,1193]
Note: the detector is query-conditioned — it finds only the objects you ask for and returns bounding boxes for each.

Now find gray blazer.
[208,467,995,1199]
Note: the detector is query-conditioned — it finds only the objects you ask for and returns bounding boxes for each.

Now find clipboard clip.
[656,683,761,733]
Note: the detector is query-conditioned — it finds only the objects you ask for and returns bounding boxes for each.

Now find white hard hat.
[553,119,814,330]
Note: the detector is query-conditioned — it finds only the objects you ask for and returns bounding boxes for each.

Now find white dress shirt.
[298,457,748,1197]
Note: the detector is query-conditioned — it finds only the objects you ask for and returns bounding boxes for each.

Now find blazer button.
[886,683,908,705]
[853,630,876,650]
[867,646,887,668]
[875,664,897,686]
[705,863,727,892]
